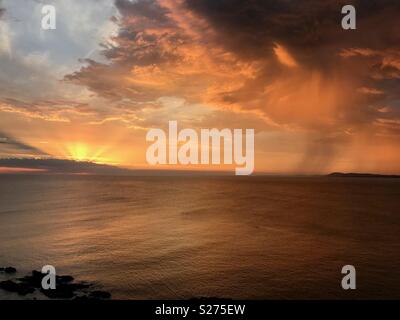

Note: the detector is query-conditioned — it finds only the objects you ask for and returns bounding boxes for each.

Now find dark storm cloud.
[184,0,400,67]
[182,0,400,131]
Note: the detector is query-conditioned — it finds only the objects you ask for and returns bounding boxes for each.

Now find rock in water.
[0,280,34,295]
[40,284,75,299]
[57,275,74,284]
[18,270,43,288]
[1,268,110,300]
[5,267,17,274]
[0,267,17,274]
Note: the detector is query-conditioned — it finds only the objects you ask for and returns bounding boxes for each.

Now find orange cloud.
[273,44,298,68]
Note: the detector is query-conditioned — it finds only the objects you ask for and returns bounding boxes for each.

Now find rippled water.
[0,175,399,299]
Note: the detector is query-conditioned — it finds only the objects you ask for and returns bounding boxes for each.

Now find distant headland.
[327,172,400,178]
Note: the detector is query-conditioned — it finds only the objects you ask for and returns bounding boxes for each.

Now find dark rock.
[0,267,17,274]
[32,270,42,277]
[5,267,17,274]
[18,270,43,288]
[0,280,35,295]
[40,284,76,299]
[56,275,74,284]
[89,290,111,299]
[20,271,79,288]
[1,267,108,300]
[40,281,91,299]
[0,280,19,292]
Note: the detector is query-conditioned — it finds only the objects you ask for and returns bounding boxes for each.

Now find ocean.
[0,175,399,299]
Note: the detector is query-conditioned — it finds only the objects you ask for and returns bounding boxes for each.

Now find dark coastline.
[327,172,400,178]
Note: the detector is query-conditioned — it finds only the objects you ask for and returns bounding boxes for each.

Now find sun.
[65,142,117,164]
[67,143,91,162]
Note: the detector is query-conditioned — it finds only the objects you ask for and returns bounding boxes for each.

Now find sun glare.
[67,143,90,161]
[63,142,121,165]
[66,142,112,163]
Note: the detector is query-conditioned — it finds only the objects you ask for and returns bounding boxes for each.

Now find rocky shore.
[0,267,111,300]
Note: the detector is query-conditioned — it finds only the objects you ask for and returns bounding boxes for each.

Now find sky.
[0,0,400,174]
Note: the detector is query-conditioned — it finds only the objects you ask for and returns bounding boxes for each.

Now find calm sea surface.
[0,175,399,299]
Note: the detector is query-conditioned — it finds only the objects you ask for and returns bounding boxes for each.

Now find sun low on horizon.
[65,142,113,164]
